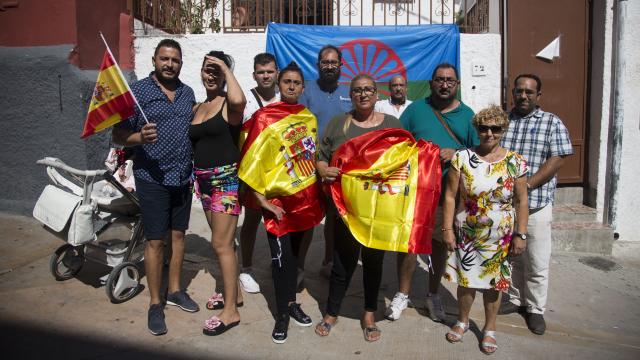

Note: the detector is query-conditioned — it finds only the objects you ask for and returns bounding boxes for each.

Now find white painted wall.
[613,0,640,241]
[133,32,500,109]
[589,0,614,223]
[590,0,640,243]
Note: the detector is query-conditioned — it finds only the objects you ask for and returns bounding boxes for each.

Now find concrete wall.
[612,0,640,241]
[133,33,501,109]
[588,0,614,221]
[590,0,640,242]
[0,46,132,214]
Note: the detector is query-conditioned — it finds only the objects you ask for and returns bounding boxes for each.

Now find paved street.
[1,208,639,359]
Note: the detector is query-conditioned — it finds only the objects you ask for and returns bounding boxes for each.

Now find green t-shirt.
[400,98,479,186]
[400,98,478,149]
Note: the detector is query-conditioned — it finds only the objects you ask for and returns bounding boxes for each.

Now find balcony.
[130,0,490,34]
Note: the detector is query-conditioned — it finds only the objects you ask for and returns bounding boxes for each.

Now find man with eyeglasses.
[300,45,353,277]
[499,74,572,335]
[388,63,479,322]
[375,75,412,118]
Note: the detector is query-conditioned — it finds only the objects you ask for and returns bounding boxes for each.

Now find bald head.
[388,75,408,104]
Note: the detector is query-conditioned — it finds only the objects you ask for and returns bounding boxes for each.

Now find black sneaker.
[498,301,526,315]
[272,314,290,344]
[166,290,200,312]
[288,303,312,327]
[525,313,546,335]
[148,303,167,336]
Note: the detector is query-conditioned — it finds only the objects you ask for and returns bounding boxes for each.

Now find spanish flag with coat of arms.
[81,49,137,138]
[330,128,441,254]
[238,102,324,237]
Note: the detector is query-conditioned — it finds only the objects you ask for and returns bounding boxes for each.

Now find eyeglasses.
[432,77,459,86]
[319,59,340,67]
[477,125,504,134]
[351,87,376,95]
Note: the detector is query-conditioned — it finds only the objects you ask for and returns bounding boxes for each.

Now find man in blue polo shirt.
[113,39,199,336]
[386,63,478,322]
[299,45,353,276]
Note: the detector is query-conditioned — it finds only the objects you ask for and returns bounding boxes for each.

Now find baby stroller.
[33,157,145,303]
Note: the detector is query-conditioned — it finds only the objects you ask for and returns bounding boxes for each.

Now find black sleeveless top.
[189,101,241,168]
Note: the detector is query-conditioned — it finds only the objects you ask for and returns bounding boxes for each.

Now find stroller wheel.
[49,244,84,281]
[106,262,141,303]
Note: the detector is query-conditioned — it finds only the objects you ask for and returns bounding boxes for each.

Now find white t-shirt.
[243,88,280,122]
[374,98,413,119]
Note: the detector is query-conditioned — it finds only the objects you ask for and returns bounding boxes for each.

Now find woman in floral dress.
[442,105,529,355]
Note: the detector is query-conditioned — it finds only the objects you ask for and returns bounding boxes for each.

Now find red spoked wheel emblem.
[339,39,407,97]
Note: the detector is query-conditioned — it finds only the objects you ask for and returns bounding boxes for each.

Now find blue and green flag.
[265,23,460,100]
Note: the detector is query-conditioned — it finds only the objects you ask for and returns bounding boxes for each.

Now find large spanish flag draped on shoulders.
[330,129,441,254]
[238,102,324,237]
[81,50,136,138]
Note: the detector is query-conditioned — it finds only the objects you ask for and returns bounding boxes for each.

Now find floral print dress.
[444,149,528,291]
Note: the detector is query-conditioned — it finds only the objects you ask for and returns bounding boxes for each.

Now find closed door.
[505,0,589,184]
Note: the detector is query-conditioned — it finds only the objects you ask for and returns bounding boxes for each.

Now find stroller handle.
[36,157,107,177]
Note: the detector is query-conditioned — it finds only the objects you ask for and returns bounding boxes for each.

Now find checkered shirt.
[501,107,573,209]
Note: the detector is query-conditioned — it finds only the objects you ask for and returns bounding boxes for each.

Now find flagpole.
[98,31,149,124]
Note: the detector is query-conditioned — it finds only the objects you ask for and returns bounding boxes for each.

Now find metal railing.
[129,0,490,34]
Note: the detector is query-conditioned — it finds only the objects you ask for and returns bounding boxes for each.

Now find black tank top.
[189,101,241,168]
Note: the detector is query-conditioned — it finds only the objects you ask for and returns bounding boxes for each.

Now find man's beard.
[319,68,340,84]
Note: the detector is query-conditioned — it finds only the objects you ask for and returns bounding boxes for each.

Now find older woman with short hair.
[442,105,529,355]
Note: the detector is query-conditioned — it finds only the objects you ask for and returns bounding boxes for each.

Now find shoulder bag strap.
[430,106,463,147]
[250,88,264,108]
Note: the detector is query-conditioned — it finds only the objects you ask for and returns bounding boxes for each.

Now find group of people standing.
[112,38,572,355]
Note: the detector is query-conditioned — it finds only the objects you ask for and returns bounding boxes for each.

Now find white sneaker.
[385,292,409,321]
[239,272,260,293]
[425,293,446,322]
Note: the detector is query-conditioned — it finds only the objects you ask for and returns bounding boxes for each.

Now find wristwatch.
[513,232,528,240]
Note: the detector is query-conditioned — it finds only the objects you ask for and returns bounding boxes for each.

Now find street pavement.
[1,208,639,360]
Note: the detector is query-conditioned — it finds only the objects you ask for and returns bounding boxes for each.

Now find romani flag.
[238,102,324,237]
[81,50,136,138]
[266,23,459,100]
[330,128,441,254]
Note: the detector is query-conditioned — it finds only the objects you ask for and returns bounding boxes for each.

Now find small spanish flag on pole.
[81,32,146,138]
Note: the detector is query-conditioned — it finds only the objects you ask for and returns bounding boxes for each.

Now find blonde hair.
[343,74,377,134]
[472,105,509,129]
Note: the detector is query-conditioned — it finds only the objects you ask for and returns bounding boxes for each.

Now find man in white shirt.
[239,53,280,293]
[242,53,280,122]
[374,75,412,119]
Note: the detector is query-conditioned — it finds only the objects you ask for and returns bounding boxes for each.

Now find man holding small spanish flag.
[112,39,199,336]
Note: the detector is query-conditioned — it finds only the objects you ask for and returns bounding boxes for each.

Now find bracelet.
[441,228,453,232]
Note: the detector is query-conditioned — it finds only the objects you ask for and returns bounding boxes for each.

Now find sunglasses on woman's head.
[477,125,504,134]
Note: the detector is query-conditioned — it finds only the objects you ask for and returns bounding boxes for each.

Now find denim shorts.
[135,178,192,240]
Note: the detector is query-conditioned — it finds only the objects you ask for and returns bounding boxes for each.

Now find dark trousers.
[326,218,386,317]
[267,230,303,315]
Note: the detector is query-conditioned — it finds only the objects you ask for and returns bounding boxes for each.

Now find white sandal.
[481,330,498,355]
[445,320,469,343]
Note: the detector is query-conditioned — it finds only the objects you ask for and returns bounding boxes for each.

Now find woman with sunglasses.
[441,105,529,355]
[314,74,402,342]
[190,51,245,336]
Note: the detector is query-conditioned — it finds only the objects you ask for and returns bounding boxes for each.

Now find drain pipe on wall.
[606,0,627,234]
